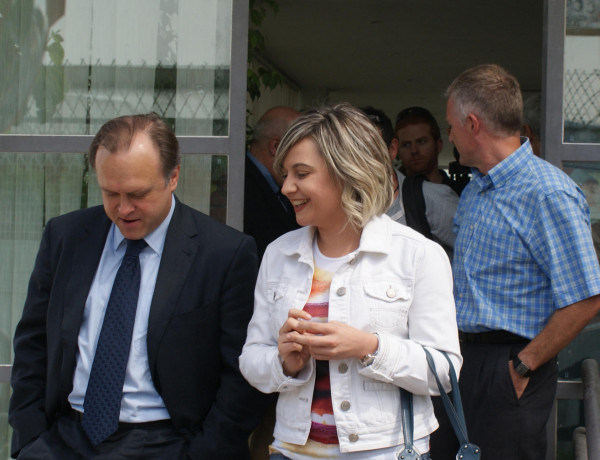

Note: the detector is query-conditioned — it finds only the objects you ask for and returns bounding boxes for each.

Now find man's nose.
[118,197,134,215]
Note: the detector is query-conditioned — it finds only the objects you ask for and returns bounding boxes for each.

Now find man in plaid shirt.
[431,63,600,459]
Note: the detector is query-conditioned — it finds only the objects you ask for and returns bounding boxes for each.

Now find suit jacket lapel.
[146,200,199,373]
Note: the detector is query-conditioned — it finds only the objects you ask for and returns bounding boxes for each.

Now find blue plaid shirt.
[453,139,600,339]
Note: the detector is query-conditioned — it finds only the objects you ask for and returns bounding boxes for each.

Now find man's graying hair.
[445,64,523,137]
[274,103,394,231]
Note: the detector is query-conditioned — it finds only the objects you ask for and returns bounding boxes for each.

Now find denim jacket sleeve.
[239,236,316,394]
[359,238,462,396]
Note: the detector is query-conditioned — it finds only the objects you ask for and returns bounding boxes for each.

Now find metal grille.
[564,68,600,130]
[14,61,230,136]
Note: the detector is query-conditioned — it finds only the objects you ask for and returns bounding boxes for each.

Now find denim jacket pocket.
[267,281,288,303]
[364,280,412,329]
[266,280,293,331]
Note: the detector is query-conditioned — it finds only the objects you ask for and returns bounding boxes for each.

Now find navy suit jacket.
[9,198,267,459]
[244,155,299,259]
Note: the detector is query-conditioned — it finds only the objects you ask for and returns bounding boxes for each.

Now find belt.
[459,330,529,344]
[66,407,173,432]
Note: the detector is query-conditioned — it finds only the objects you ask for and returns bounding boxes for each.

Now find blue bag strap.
[399,389,422,459]
[400,388,415,449]
[422,347,470,446]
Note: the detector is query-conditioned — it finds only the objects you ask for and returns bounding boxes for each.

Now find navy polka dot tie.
[82,238,147,446]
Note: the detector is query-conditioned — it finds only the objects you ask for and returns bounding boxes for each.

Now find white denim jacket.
[239,215,462,453]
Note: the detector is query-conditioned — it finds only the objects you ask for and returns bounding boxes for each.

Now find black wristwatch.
[513,356,533,378]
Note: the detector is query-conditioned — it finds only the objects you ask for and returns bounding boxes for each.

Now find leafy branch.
[247,0,282,101]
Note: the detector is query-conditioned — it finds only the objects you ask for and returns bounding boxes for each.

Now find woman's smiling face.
[280,137,346,232]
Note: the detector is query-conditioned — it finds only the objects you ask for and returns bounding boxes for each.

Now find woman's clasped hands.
[278,308,379,377]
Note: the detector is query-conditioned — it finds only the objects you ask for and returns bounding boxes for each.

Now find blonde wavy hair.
[274,103,394,231]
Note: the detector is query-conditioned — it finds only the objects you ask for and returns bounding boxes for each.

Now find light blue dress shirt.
[453,139,600,338]
[68,195,175,422]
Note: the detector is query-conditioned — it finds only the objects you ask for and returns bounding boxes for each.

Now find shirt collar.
[472,137,533,191]
[111,194,176,255]
[247,151,280,194]
[279,215,392,261]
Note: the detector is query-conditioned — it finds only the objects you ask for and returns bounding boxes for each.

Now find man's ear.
[389,138,399,161]
[467,113,481,135]
[269,137,280,157]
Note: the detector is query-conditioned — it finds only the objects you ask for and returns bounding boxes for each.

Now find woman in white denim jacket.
[239,104,461,460]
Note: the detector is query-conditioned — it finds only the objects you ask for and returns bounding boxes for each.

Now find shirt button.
[349,254,356,264]
[337,287,346,296]
[340,400,351,411]
[349,433,359,442]
[386,287,396,298]
[338,363,349,373]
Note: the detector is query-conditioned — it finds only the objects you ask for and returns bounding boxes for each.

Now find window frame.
[543,0,600,166]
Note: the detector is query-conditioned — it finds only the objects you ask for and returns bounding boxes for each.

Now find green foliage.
[0,0,46,131]
[247,0,282,145]
[247,0,282,102]
[33,29,67,124]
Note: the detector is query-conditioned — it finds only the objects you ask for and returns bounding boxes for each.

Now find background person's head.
[360,106,398,161]
[521,94,542,156]
[394,106,443,178]
[274,103,394,232]
[250,106,300,183]
[89,113,180,240]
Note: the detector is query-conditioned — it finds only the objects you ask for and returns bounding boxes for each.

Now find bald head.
[250,106,300,183]
[252,106,300,144]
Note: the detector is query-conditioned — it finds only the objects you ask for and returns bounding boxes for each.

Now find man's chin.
[116,220,145,240]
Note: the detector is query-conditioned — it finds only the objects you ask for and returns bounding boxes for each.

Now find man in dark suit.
[9,113,266,459]
[244,106,300,259]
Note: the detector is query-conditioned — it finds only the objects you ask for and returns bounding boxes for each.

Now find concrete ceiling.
[256,0,545,163]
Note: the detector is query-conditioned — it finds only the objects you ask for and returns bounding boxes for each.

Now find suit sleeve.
[8,222,54,457]
[187,234,270,460]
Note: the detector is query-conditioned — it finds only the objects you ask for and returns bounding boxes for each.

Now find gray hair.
[445,64,523,137]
